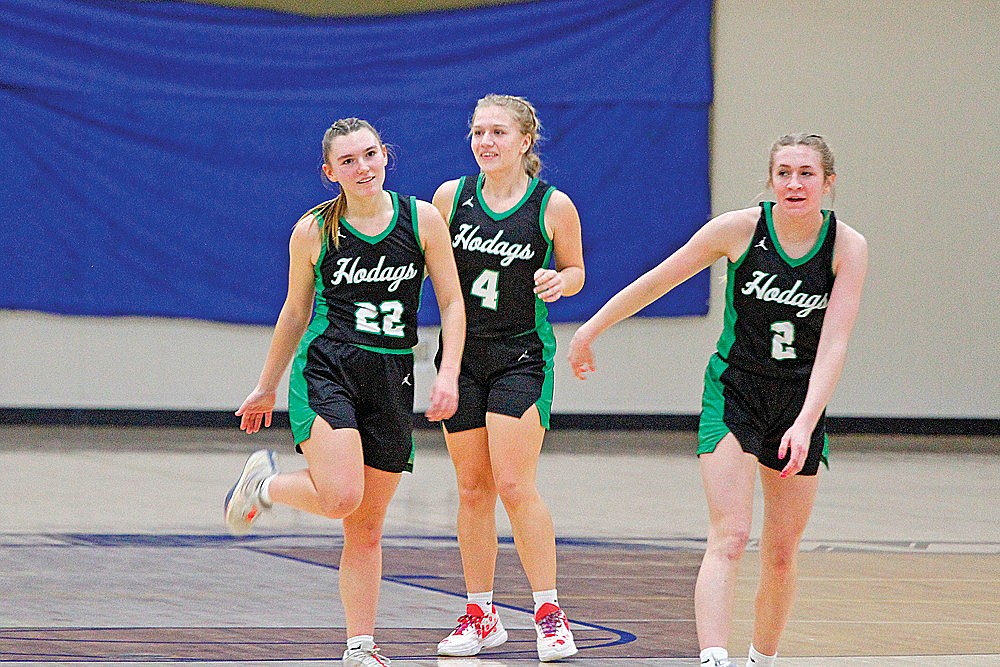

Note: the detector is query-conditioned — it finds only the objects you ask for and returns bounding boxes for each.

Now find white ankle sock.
[747,644,776,666]
[701,646,729,665]
[258,474,276,508]
[467,591,494,615]
[346,634,374,651]
[532,589,559,614]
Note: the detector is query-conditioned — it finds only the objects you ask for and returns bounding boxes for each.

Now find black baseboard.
[0,408,996,436]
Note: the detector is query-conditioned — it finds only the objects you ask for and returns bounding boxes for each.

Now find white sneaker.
[223,449,276,536]
[701,655,734,666]
[437,603,508,657]
[534,602,577,662]
[342,638,391,667]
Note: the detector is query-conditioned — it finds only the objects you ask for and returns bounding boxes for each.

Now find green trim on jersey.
[353,343,415,355]
[410,195,427,325]
[763,200,832,268]
[476,173,541,221]
[409,195,422,251]
[533,186,555,333]
[447,176,467,226]
[311,208,331,330]
[340,191,400,244]
[538,187,555,244]
[716,243,750,359]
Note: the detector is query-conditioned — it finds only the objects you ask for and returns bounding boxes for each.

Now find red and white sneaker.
[534,602,577,662]
[436,603,508,657]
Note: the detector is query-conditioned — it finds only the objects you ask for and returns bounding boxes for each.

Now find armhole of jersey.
[448,176,467,227]
[310,205,329,287]
[538,186,555,244]
[730,203,764,270]
[409,196,423,254]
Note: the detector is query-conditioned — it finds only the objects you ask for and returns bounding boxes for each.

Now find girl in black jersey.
[432,94,585,662]
[569,134,868,667]
[225,118,465,667]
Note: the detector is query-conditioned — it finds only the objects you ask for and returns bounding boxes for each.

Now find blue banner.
[0,0,712,325]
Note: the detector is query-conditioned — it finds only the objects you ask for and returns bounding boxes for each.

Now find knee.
[456,478,497,513]
[493,474,538,510]
[760,546,798,578]
[316,486,363,519]
[708,524,751,561]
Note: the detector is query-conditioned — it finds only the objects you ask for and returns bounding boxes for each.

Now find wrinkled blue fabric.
[0,0,712,325]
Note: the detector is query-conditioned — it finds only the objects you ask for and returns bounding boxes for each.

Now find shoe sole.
[224,450,274,536]
[538,638,578,662]
[437,627,508,657]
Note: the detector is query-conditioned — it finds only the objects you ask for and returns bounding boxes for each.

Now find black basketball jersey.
[717,201,838,379]
[308,191,424,351]
[448,173,555,338]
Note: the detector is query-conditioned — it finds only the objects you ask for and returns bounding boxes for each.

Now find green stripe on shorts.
[697,353,731,455]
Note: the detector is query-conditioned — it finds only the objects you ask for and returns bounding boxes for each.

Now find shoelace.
[348,645,387,665]
[537,610,565,637]
[451,613,483,635]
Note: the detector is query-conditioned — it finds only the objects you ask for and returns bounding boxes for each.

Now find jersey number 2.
[470,269,499,310]
[355,300,405,338]
[770,321,797,360]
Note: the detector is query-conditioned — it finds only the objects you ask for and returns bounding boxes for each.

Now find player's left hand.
[777,422,812,477]
[533,268,564,302]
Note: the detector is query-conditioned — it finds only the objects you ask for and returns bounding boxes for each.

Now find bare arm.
[568,208,757,379]
[417,199,465,422]
[235,216,318,433]
[778,221,869,476]
[535,189,585,302]
[431,179,461,227]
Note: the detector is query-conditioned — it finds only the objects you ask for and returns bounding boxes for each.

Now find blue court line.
[250,545,638,655]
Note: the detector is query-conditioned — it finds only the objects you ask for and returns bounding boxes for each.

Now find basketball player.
[225,118,465,667]
[432,94,585,662]
[568,134,868,667]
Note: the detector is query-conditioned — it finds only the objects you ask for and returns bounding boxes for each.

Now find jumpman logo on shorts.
[755,237,768,251]
[401,373,412,386]
[461,196,475,208]
[518,350,530,362]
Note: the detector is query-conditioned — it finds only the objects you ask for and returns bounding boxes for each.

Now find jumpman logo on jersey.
[755,237,768,251]
[337,228,347,240]
[461,196,475,208]
[517,350,530,362]
[401,373,412,386]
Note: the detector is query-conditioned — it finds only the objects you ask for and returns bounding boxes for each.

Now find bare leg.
[695,434,759,650]
[340,465,402,638]
[487,407,555,591]
[267,417,365,519]
[751,466,819,655]
[443,425,500,594]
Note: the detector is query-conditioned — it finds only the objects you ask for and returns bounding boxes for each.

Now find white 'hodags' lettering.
[452,224,535,267]
[330,256,418,292]
[741,271,829,318]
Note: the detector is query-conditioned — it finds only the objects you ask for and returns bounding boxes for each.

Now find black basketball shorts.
[289,335,415,473]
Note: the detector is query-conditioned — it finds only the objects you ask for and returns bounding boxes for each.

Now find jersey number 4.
[770,321,797,360]
[355,300,405,337]
[470,269,500,310]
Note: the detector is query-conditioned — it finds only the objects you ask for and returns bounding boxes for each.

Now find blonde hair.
[314,117,386,248]
[471,94,543,177]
